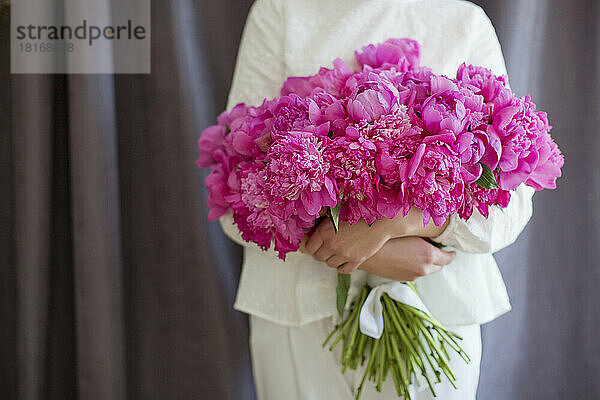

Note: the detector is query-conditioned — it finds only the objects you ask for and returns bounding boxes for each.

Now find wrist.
[385,208,450,239]
[371,218,396,242]
[386,209,421,238]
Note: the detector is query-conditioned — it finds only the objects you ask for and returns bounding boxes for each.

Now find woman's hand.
[301,208,451,274]
[302,218,392,273]
[358,237,456,282]
[381,207,450,239]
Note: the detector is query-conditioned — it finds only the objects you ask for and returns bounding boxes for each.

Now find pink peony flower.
[345,71,402,122]
[459,182,511,219]
[456,63,513,112]
[420,89,469,137]
[420,76,486,138]
[221,101,272,159]
[228,161,275,250]
[196,38,564,259]
[525,130,564,190]
[355,38,421,70]
[217,103,249,127]
[354,106,421,219]
[403,142,465,226]
[270,213,310,259]
[399,67,434,111]
[265,130,337,222]
[196,124,227,168]
[453,128,501,183]
[492,95,554,190]
[269,94,313,137]
[281,58,352,98]
[306,89,349,136]
[228,156,320,259]
[204,149,238,221]
[327,126,381,225]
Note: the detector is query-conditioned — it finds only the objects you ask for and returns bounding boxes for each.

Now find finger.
[338,261,359,274]
[326,255,347,269]
[314,246,335,262]
[431,248,457,266]
[318,218,335,234]
[298,236,308,253]
[304,231,323,255]
[421,263,443,275]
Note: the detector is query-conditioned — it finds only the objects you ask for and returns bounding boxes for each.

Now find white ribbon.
[359,281,431,339]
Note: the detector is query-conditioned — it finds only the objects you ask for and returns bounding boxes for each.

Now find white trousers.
[249,315,482,400]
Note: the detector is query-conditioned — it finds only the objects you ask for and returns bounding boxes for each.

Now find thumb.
[432,248,456,266]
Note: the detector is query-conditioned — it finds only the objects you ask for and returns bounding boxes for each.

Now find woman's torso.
[230,0,512,327]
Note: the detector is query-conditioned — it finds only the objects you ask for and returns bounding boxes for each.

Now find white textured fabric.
[220,0,535,327]
[249,314,482,400]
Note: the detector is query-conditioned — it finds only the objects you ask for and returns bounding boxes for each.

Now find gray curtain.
[1,1,598,399]
[472,1,600,399]
[2,1,255,399]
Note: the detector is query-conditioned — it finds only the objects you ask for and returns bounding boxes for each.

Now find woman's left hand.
[300,207,450,274]
[301,217,393,273]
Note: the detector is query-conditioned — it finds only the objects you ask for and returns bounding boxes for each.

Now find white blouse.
[219,0,535,327]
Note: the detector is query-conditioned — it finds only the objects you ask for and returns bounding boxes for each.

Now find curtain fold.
[68,74,126,400]
[12,74,54,400]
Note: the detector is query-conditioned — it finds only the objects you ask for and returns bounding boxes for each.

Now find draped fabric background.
[1,1,598,399]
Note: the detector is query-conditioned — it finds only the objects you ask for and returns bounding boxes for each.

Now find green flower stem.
[388,336,410,399]
[413,315,462,376]
[356,332,368,366]
[323,323,342,347]
[384,311,411,398]
[376,333,386,391]
[383,297,425,371]
[382,330,393,380]
[409,309,453,361]
[438,333,450,361]
[413,321,457,386]
[325,284,470,400]
[326,302,359,350]
[412,320,455,380]
[407,322,442,383]
[403,315,440,394]
[356,339,380,399]
[344,309,362,363]
[432,326,471,363]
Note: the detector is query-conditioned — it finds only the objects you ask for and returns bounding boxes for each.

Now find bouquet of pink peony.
[196,38,563,399]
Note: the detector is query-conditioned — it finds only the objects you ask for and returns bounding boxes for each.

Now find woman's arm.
[430,7,535,254]
[301,233,456,281]
[224,0,285,109]
[303,207,448,273]
[388,7,535,254]
[218,0,285,247]
[357,237,456,282]
[305,7,534,268]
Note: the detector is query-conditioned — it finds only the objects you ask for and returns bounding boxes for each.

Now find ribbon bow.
[359,281,431,339]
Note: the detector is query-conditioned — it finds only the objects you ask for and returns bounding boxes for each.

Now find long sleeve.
[225,0,286,109]
[219,0,286,248]
[432,7,534,254]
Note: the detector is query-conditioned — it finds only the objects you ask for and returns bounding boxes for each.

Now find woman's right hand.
[357,237,456,282]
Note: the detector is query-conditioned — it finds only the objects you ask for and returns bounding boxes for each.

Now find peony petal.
[498,150,539,190]
[300,190,323,215]
[232,132,256,156]
[308,99,322,125]
[408,143,426,179]
[461,163,483,183]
